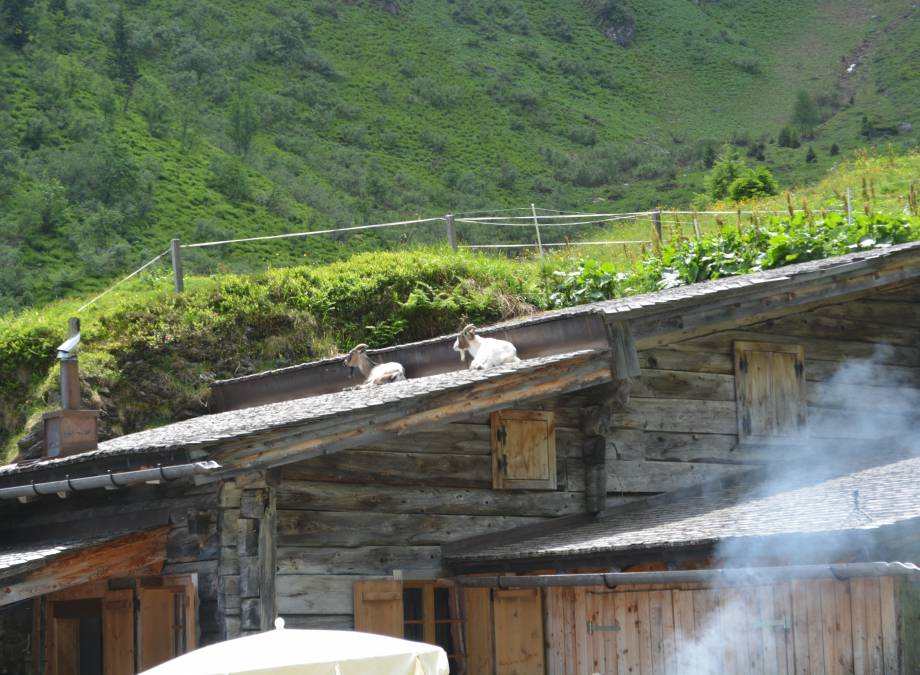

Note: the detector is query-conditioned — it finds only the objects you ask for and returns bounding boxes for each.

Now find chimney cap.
[56,333,81,360]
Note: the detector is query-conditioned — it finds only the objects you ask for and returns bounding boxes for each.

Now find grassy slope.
[1,0,917,310]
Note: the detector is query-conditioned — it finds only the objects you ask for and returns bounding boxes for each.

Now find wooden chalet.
[3,242,920,674]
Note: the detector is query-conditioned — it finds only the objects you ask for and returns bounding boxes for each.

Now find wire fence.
[75,205,843,313]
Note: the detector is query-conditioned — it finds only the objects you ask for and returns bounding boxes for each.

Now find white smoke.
[671,346,920,671]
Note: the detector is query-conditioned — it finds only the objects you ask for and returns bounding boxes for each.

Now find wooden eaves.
[0,527,169,607]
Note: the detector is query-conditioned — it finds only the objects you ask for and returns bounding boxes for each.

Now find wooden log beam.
[0,527,168,607]
[583,436,607,513]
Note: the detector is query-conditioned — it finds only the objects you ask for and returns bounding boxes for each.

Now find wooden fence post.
[530,203,544,258]
[171,238,184,293]
[651,209,663,243]
[445,214,457,252]
[846,188,853,225]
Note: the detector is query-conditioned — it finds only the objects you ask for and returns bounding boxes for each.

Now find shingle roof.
[0,350,600,478]
[447,453,920,564]
[489,240,920,327]
[0,530,137,581]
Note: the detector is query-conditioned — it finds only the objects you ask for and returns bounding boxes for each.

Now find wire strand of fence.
[182,216,446,249]
[451,207,536,217]
[668,209,844,215]
[460,240,651,250]
[77,250,169,313]
[456,214,643,228]
[457,211,654,222]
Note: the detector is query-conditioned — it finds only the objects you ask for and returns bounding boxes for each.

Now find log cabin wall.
[273,392,594,631]
[601,283,920,500]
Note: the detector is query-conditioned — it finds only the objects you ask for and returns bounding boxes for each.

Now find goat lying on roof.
[343,344,406,386]
[452,324,521,370]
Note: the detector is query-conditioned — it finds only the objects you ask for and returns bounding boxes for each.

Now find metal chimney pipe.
[60,318,81,409]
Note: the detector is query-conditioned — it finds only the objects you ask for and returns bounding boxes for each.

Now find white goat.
[343,344,406,386]
[452,324,520,370]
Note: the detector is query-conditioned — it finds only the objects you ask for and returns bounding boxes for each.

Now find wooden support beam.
[608,321,641,380]
[0,527,169,607]
[258,486,277,631]
[583,436,607,514]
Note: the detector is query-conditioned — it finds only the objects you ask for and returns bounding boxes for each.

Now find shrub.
[209,156,252,203]
[805,146,817,163]
[568,126,598,146]
[728,166,779,200]
[778,126,801,148]
[704,145,746,200]
[791,90,820,136]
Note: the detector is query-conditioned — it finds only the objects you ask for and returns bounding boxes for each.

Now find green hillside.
[1,0,918,311]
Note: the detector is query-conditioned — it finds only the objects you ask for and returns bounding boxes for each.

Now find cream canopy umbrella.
[140,620,449,675]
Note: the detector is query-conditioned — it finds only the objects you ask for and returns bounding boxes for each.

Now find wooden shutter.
[353,580,404,638]
[138,576,197,671]
[491,410,556,490]
[464,587,494,675]
[494,588,545,675]
[734,341,806,440]
[102,589,135,675]
[48,616,80,675]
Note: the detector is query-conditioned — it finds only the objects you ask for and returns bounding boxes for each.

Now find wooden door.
[494,588,545,675]
[545,578,900,675]
[137,576,197,671]
[102,589,134,675]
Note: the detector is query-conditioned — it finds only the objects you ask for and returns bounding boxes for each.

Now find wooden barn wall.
[273,392,595,631]
[545,576,904,675]
[0,479,222,666]
[601,283,920,496]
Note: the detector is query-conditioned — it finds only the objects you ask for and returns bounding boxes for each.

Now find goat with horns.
[453,324,520,370]
[343,344,406,385]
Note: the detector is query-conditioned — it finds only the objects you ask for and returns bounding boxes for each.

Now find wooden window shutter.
[137,576,197,671]
[464,587,494,675]
[353,580,404,638]
[491,410,556,490]
[493,588,545,675]
[102,589,134,675]
[734,341,806,440]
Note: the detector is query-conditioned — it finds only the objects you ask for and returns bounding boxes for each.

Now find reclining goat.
[343,344,406,385]
[452,324,520,370]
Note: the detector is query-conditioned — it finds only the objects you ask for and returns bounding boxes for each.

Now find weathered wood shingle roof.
[0,349,609,479]
[446,452,920,567]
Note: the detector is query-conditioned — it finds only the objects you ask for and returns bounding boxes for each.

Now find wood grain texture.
[352,579,403,638]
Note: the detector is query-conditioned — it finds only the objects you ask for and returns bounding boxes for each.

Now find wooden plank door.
[102,589,134,675]
[494,588,545,675]
[137,576,197,671]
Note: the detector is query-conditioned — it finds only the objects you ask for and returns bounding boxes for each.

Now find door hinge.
[587,621,620,635]
[498,453,508,476]
[753,616,790,631]
[497,424,508,447]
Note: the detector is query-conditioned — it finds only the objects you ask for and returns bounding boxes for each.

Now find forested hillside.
[1,0,918,310]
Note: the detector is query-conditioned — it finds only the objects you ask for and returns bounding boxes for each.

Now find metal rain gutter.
[456,562,920,588]
[0,461,222,501]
